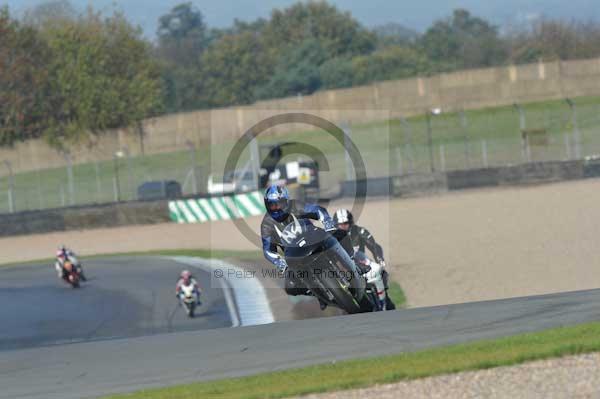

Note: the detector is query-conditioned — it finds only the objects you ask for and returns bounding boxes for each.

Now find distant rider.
[260,184,354,310]
[55,245,87,281]
[333,208,395,309]
[176,270,202,305]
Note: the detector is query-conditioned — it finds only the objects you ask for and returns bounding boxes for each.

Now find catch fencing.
[2,96,600,214]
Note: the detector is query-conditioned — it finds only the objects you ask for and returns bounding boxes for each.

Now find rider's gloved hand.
[323,218,337,232]
[275,258,288,275]
[377,258,386,268]
[331,228,347,241]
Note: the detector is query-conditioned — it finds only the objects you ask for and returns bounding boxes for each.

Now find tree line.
[2,0,600,147]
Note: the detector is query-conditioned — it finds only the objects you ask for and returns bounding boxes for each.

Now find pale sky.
[3,0,598,39]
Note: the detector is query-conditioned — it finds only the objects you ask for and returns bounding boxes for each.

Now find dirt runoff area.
[2,178,600,308]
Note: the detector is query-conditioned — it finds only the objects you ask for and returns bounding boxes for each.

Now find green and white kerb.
[169,191,266,223]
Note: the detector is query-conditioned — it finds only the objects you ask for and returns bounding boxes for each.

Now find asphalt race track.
[2,275,600,399]
[0,257,233,351]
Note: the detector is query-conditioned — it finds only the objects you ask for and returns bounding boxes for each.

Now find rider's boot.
[355,262,371,275]
[385,295,396,310]
[56,264,63,278]
[317,297,328,310]
[78,266,87,281]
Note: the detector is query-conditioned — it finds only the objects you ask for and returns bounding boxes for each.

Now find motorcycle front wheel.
[316,267,362,314]
[186,302,195,318]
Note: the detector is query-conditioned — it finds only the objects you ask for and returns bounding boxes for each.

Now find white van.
[207,169,256,194]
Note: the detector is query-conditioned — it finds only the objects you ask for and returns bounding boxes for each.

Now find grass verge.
[104,321,600,399]
[387,281,407,308]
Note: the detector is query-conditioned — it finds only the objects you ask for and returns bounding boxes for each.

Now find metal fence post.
[343,124,353,181]
[425,112,435,172]
[481,140,489,168]
[59,184,66,207]
[460,109,470,168]
[186,141,199,195]
[566,98,582,159]
[113,154,121,202]
[399,117,415,173]
[3,160,15,213]
[123,147,134,200]
[36,169,44,209]
[249,137,261,191]
[439,144,446,172]
[94,160,102,203]
[250,138,261,191]
[513,103,528,162]
[395,146,403,175]
[65,153,75,206]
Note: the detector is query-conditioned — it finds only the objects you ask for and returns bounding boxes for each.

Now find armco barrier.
[341,177,392,198]
[0,200,170,237]
[168,191,265,223]
[344,159,600,199]
[497,160,584,185]
[392,173,448,197]
[341,173,448,198]
[446,168,500,190]
[583,159,600,178]
[4,159,600,234]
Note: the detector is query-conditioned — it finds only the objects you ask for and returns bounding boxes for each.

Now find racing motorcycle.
[354,251,392,311]
[279,215,371,314]
[68,255,87,282]
[62,260,81,288]
[178,284,199,318]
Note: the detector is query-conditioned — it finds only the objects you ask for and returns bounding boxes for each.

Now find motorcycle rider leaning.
[260,184,354,310]
[176,270,202,305]
[333,208,395,309]
[55,245,87,281]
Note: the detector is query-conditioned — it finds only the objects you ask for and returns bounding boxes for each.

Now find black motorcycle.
[280,215,372,314]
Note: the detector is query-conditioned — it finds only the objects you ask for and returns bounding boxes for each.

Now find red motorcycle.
[62,261,81,288]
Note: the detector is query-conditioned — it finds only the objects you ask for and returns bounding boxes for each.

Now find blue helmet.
[264,184,290,221]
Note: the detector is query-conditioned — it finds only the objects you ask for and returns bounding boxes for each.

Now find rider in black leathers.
[333,208,396,309]
[260,185,354,309]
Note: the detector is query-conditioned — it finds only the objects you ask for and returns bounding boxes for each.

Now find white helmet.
[333,208,353,225]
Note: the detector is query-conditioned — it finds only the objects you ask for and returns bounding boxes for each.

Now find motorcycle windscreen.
[280,218,329,247]
[284,243,321,263]
[284,234,340,270]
